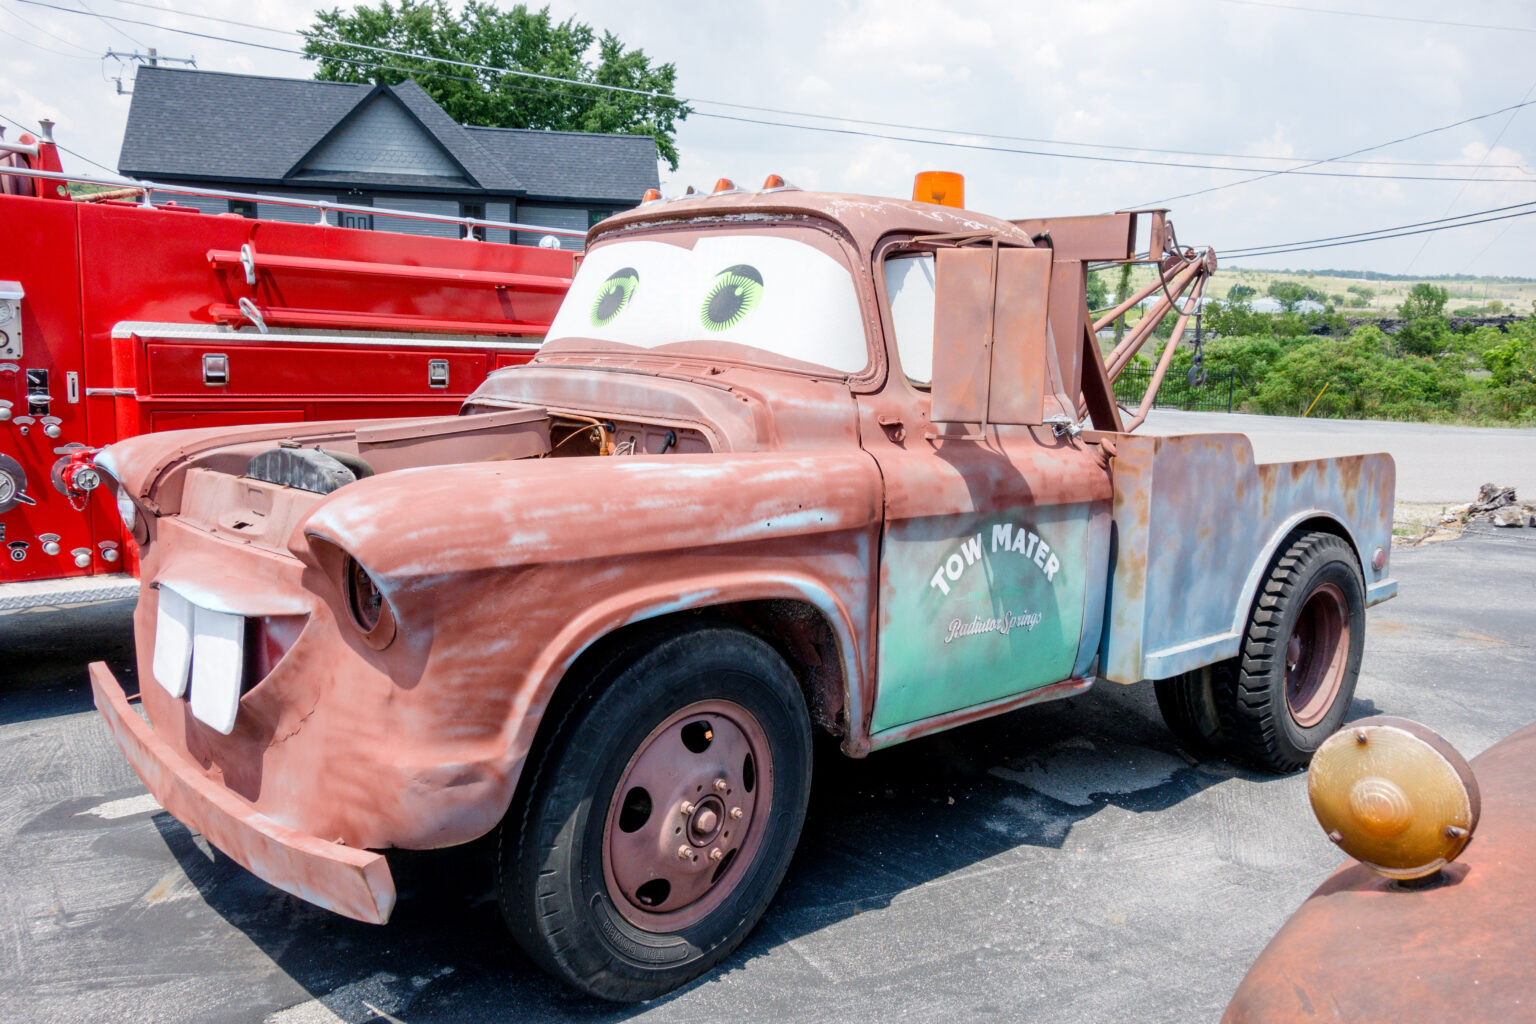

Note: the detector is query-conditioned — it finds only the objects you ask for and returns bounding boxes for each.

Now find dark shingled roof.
[466,126,659,204]
[118,67,658,203]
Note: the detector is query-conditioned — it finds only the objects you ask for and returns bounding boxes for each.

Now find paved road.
[1145,410,1536,504]
[2,527,1532,1024]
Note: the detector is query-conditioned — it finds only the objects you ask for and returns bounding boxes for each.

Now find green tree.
[1266,280,1327,311]
[304,1,690,169]
[1398,283,1448,320]
[1086,270,1110,310]
[1227,283,1257,302]
[1395,283,1450,357]
[1346,283,1376,304]
[1478,319,1536,419]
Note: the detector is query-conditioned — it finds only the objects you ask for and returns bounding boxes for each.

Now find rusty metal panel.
[1046,259,1086,405]
[1101,433,1396,684]
[1007,213,1137,261]
[90,662,396,924]
[986,247,1051,425]
[1223,721,1536,1024]
[929,247,994,425]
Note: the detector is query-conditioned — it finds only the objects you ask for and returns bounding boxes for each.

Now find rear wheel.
[499,625,812,1001]
[1218,531,1365,772]
[1154,662,1230,755]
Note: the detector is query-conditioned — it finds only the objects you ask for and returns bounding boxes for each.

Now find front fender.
[300,450,885,578]
[294,450,884,846]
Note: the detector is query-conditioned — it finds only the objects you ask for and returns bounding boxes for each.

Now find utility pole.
[104,48,196,94]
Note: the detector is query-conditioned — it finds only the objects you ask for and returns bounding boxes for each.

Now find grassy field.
[1105,265,1536,317]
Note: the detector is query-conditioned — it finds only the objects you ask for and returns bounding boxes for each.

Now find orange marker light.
[761,174,787,189]
[712,177,737,193]
[641,188,661,203]
[913,171,965,208]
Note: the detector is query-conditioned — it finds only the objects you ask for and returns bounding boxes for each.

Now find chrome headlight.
[115,482,139,533]
[343,555,395,649]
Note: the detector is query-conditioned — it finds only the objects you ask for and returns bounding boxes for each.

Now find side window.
[885,254,936,387]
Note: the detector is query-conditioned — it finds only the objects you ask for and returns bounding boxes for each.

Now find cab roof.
[594,189,1039,253]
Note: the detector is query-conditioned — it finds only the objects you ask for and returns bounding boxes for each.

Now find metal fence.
[1113,366,1237,413]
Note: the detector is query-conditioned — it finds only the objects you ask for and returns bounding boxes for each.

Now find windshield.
[542,229,870,375]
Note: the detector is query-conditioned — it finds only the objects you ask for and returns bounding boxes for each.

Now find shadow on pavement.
[0,598,136,692]
[150,681,1303,1023]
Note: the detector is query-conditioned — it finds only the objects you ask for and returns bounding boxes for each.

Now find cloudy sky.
[4,0,1534,276]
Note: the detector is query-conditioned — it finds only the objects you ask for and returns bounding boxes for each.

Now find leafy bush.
[1249,326,1465,420]
[1395,283,1452,356]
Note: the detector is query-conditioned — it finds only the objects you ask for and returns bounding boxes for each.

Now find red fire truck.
[0,126,575,610]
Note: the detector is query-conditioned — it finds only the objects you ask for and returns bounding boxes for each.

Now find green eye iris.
[700,264,763,332]
[590,268,639,327]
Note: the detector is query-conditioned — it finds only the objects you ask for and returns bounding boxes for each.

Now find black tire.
[1217,531,1366,773]
[1154,662,1231,755]
[498,625,813,1002]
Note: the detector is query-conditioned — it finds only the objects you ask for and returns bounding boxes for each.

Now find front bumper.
[90,660,396,924]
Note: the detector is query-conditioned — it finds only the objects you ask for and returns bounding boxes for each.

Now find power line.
[1223,207,1536,260]
[66,0,1536,184]
[0,0,95,54]
[698,107,1536,185]
[98,0,1530,172]
[0,18,93,56]
[1136,96,1536,207]
[77,0,143,47]
[0,110,119,173]
[1402,75,1536,274]
[1222,199,1536,255]
[1213,0,1536,35]
[20,0,1536,190]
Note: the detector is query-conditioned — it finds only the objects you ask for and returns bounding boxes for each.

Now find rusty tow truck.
[89,173,1397,1000]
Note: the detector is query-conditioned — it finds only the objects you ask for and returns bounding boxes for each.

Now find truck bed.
[1100,431,1396,684]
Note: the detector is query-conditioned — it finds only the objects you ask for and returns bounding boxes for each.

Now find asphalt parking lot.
[2,521,1532,1024]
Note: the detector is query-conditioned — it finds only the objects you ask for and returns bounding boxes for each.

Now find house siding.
[516,204,588,250]
[301,95,464,179]
[370,195,460,239]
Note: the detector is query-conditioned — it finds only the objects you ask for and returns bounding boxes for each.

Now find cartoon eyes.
[700,264,763,332]
[589,268,639,327]
[586,262,765,332]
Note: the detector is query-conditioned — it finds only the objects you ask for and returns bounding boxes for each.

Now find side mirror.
[930,246,1053,427]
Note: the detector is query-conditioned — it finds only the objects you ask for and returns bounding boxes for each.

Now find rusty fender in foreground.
[1223,721,1536,1023]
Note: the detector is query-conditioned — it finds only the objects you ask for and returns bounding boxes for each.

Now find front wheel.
[1218,531,1366,772]
[499,625,813,1002]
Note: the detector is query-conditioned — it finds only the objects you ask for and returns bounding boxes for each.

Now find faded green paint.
[871,506,1090,733]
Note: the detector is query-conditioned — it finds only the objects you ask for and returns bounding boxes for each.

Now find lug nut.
[679,801,695,815]
[713,778,728,793]
[729,807,743,820]
[709,848,723,862]
[676,845,691,860]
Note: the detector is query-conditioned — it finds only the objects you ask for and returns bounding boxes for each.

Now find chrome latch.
[1044,415,1083,438]
[428,359,449,388]
[202,353,229,386]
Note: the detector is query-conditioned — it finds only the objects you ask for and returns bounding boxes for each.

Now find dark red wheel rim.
[1285,582,1351,728]
[601,699,773,931]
